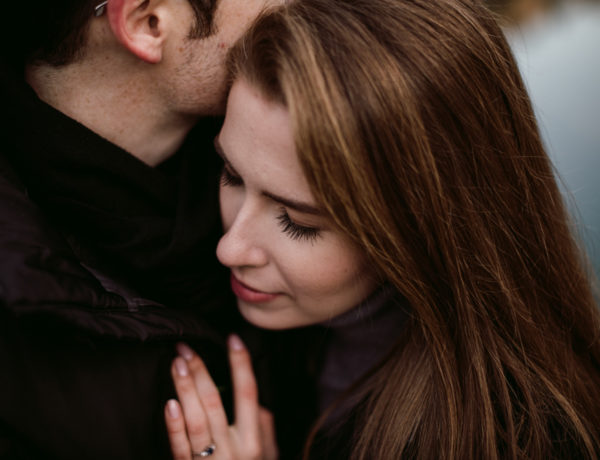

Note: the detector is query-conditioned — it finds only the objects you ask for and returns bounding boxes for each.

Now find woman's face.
[216,79,377,330]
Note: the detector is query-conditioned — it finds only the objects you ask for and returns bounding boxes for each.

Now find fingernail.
[176,343,194,361]
[228,334,245,351]
[167,399,180,418]
[175,357,189,376]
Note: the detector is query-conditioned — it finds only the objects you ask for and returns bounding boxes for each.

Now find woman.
[164,0,600,458]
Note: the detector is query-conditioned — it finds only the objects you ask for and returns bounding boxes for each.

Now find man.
[0,0,277,458]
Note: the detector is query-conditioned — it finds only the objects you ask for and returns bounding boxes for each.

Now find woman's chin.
[237,300,305,330]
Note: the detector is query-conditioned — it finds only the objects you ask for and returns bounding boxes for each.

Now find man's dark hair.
[6,0,218,68]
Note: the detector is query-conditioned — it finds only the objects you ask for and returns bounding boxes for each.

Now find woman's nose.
[216,207,269,269]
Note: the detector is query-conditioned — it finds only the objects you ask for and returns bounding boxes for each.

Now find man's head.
[11,0,217,67]
[15,0,279,116]
[10,0,280,165]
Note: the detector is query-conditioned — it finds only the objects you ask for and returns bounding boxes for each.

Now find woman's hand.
[164,335,278,460]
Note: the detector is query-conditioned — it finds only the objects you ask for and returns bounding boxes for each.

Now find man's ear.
[106,0,167,63]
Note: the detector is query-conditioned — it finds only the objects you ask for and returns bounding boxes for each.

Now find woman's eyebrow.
[213,136,323,216]
[263,191,323,215]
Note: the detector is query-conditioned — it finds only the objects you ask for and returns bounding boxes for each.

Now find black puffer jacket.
[0,64,241,460]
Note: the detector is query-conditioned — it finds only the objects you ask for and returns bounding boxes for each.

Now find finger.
[178,344,231,449]
[171,356,214,454]
[228,335,260,440]
[164,399,192,460]
[259,407,279,460]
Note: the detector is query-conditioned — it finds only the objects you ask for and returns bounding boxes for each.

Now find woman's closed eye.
[221,165,243,187]
[277,208,320,242]
[220,162,321,242]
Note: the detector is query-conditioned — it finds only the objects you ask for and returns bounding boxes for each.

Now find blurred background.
[486,0,600,276]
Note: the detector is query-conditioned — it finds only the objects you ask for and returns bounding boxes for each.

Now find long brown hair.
[228,0,600,458]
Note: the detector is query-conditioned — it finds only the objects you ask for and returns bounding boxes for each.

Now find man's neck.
[25,59,198,167]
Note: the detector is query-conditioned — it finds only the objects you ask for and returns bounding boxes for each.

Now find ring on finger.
[192,443,216,458]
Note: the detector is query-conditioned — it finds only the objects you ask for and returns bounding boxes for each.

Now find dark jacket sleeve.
[0,158,232,460]
[0,311,231,460]
[0,318,175,460]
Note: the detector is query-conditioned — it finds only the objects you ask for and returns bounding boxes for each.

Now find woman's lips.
[230,273,280,303]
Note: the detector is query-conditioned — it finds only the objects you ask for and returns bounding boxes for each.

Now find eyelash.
[277,209,320,242]
[221,165,320,242]
[220,165,243,187]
